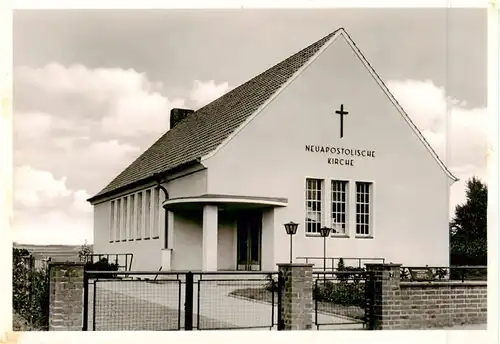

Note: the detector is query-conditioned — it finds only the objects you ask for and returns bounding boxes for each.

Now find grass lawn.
[229,287,365,321]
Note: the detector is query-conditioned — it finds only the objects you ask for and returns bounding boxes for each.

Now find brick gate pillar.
[48,262,85,331]
[277,263,314,330]
[365,263,402,330]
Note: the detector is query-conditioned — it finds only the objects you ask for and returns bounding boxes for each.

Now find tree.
[78,240,92,262]
[449,177,487,266]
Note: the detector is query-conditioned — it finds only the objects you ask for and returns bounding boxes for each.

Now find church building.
[88,28,458,272]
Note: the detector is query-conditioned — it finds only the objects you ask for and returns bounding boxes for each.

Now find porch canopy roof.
[162,194,288,211]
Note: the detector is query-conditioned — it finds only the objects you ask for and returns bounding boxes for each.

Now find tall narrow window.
[110,201,115,242]
[152,188,160,238]
[331,180,348,235]
[355,182,372,236]
[129,194,135,241]
[144,189,151,239]
[136,192,143,239]
[115,199,121,241]
[123,197,128,241]
[305,178,322,234]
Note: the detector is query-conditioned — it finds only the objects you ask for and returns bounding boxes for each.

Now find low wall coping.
[400,281,487,287]
[48,261,85,267]
[277,263,314,268]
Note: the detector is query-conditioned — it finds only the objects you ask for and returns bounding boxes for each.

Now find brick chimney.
[170,108,194,129]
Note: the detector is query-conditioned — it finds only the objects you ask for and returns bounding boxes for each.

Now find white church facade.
[88,28,458,272]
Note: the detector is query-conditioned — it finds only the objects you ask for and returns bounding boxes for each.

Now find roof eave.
[87,158,202,205]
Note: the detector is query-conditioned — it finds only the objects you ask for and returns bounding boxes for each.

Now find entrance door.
[236,210,262,271]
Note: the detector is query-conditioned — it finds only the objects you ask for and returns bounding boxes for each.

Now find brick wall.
[398,282,487,329]
[48,262,85,331]
[277,263,314,330]
[366,264,487,330]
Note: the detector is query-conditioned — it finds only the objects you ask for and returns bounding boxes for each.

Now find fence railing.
[296,257,385,271]
[83,270,282,331]
[83,253,133,271]
[400,266,487,282]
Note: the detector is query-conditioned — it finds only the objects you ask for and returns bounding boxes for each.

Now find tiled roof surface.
[90,29,341,201]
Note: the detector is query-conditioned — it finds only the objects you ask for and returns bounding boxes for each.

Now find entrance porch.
[162,194,288,271]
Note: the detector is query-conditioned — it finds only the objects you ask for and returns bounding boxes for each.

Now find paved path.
[93,278,359,330]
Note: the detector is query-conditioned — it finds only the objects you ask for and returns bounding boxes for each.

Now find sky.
[12,9,487,245]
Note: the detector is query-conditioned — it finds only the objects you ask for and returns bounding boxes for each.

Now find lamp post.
[319,226,331,282]
[284,222,299,264]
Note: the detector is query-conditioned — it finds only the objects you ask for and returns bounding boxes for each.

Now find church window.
[136,192,143,239]
[129,194,135,240]
[152,187,160,239]
[115,199,121,242]
[355,182,372,236]
[331,180,348,234]
[144,189,151,239]
[109,200,115,242]
[122,197,128,241]
[305,178,323,234]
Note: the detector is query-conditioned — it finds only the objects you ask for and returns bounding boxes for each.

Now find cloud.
[13,165,94,245]
[13,62,234,244]
[13,209,93,245]
[15,63,184,138]
[14,165,71,208]
[72,190,93,213]
[189,80,230,107]
[386,79,488,213]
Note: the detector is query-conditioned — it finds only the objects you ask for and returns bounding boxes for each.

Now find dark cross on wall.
[335,104,349,138]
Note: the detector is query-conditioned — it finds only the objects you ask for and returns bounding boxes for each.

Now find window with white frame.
[144,189,151,239]
[305,178,322,234]
[110,200,115,242]
[355,182,372,236]
[115,199,121,241]
[136,192,143,239]
[331,180,348,235]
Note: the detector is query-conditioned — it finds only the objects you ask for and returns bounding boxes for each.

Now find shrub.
[12,248,49,330]
[84,257,119,278]
[313,280,365,307]
[313,258,366,308]
[264,273,278,292]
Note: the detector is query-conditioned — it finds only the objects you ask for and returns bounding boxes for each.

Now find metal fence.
[297,257,385,271]
[400,266,487,282]
[83,270,281,331]
[83,253,133,271]
[312,270,374,330]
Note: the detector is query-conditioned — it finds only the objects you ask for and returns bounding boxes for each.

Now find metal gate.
[313,270,375,330]
[83,270,283,331]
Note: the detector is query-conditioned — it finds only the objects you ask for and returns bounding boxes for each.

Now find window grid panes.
[356,182,371,235]
[305,179,322,234]
[331,180,348,234]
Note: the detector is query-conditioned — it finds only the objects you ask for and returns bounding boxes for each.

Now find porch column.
[202,204,218,271]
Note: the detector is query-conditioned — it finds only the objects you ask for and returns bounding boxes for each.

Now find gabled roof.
[88,28,341,202]
[89,27,457,203]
